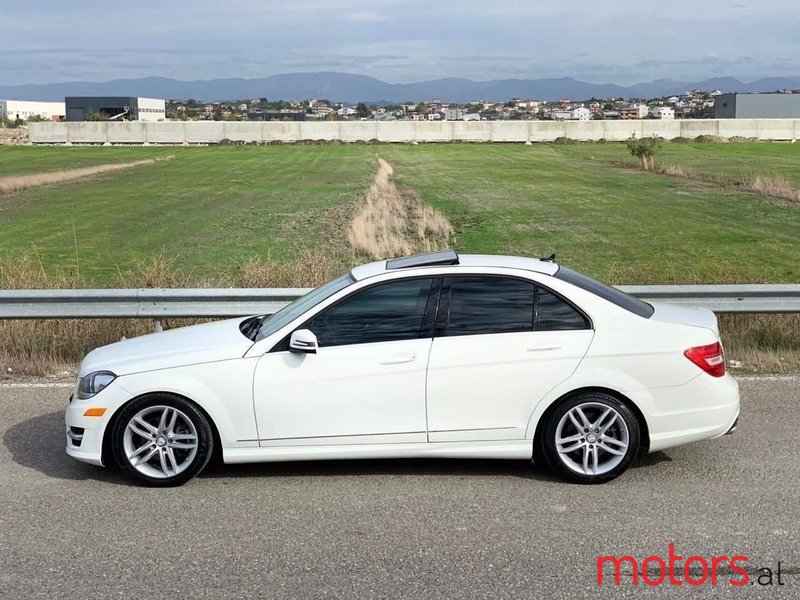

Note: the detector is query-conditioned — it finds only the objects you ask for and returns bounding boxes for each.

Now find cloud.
[0,1,798,85]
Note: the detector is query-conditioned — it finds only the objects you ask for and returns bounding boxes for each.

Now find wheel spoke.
[159,449,171,476]
[132,446,158,466]
[598,441,625,456]
[602,436,626,448]
[567,411,582,431]
[128,442,154,460]
[165,447,179,473]
[158,408,170,432]
[131,417,157,437]
[557,432,583,444]
[170,441,197,450]
[558,440,584,454]
[574,407,592,429]
[598,412,618,434]
[167,409,178,434]
[170,433,197,441]
[591,446,599,473]
[582,445,591,473]
[593,408,613,429]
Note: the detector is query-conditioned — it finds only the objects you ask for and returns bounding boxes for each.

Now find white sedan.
[66,251,739,486]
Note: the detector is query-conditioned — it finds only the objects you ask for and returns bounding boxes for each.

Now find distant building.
[65,97,166,121]
[714,93,800,118]
[571,107,591,121]
[444,107,464,120]
[550,109,572,121]
[648,106,675,120]
[0,100,65,122]
[619,104,649,120]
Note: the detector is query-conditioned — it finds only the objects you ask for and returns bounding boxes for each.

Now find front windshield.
[254,273,355,342]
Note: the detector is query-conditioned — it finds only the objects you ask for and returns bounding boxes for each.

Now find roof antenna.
[540,253,556,262]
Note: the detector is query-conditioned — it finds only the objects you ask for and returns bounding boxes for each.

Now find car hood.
[78,317,255,377]
[648,301,719,337]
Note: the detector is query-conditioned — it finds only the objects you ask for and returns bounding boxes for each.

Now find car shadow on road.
[200,456,563,482]
[3,410,130,485]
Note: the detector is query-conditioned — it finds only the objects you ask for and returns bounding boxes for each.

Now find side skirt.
[222,440,533,464]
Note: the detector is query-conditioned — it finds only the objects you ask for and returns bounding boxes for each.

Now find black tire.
[111,394,214,487]
[539,392,640,484]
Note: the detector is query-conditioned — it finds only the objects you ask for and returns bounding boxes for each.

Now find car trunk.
[648,301,720,337]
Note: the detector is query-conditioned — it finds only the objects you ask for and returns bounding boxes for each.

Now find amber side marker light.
[83,408,107,417]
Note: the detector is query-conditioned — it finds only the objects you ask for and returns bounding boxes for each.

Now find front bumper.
[65,380,131,467]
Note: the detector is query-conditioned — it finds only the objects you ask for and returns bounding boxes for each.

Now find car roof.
[350,253,559,281]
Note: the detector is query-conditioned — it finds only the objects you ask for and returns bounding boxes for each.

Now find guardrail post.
[153,319,163,333]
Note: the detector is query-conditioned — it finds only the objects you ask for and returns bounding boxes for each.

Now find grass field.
[1,141,799,374]
[1,142,798,285]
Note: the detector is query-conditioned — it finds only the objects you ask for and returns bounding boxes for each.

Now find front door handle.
[526,342,562,352]
[380,353,417,365]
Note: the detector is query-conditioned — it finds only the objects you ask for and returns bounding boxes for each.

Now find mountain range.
[2,72,799,104]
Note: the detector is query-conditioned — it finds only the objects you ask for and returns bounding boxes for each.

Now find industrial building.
[65,97,166,122]
[0,100,65,122]
[715,93,800,118]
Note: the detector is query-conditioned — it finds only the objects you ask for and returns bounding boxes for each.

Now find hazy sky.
[2,0,798,85]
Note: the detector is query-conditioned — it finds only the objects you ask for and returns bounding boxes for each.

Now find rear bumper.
[631,373,740,453]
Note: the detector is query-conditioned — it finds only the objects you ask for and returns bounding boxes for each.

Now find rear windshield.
[554,267,655,318]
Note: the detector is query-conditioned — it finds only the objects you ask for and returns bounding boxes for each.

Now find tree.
[626,134,661,171]
[84,111,107,121]
[356,103,371,118]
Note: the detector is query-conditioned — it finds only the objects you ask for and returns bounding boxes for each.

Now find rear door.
[425,275,594,442]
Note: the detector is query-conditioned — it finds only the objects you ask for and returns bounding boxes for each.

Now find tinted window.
[446,277,534,336]
[310,278,434,347]
[535,287,589,331]
[554,266,654,318]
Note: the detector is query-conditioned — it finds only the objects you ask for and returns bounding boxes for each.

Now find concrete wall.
[29,119,800,145]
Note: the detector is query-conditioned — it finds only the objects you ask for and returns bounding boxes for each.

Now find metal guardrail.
[0,285,799,324]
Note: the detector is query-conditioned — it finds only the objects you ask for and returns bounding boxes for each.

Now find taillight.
[684,342,726,377]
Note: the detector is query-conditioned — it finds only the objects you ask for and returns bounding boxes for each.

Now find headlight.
[76,371,116,399]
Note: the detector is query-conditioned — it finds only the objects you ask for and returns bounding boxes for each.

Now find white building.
[444,107,464,120]
[649,106,675,120]
[0,100,65,122]
[571,107,591,121]
[337,106,357,117]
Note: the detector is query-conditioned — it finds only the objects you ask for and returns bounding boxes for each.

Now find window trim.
[269,275,443,352]
[436,274,593,338]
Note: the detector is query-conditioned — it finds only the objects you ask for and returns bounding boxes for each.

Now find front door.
[253,277,438,446]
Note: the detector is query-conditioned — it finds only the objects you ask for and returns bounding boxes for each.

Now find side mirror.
[289,329,318,354]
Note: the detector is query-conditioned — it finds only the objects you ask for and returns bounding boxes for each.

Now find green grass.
[1,143,798,285]
[380,144,800,283]
[0,146,375,282]
[0,145,177,176]
[555,141,800,186]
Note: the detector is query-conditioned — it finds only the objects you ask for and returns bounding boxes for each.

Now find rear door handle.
[526,342,562,352]
[380,353,417,365]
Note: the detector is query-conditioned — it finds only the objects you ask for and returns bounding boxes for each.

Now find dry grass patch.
[0,249,353,378]
[0,156,173,195]
[744,174,800,204]
[347,158,454,259]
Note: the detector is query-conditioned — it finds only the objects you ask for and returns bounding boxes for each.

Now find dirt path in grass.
[347,158,454,259]
[0,156,174,195]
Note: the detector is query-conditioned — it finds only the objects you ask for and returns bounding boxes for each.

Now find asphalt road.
[0,377,798,599]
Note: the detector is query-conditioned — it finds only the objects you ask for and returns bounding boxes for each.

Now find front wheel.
[111,394,214,487]
[540,392,640,484]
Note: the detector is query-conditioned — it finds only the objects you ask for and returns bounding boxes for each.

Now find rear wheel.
[540,392,640,484]
[111,394,214,487]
